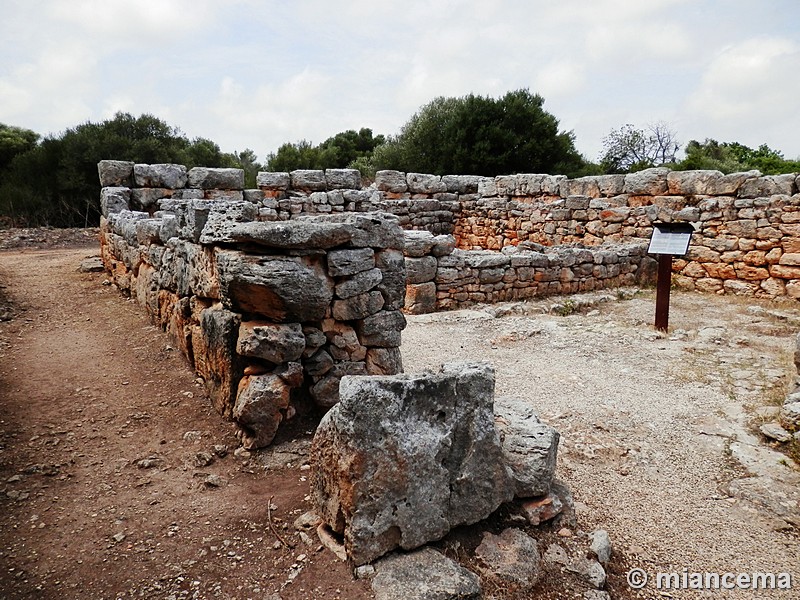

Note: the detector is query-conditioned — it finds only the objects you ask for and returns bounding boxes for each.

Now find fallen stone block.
[371,548,481,600]
[310,362,514,565]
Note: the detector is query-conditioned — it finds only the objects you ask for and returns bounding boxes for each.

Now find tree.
[368,89,587,177]
[0,123,40,172]
[678,139,800,174]
[265,128,385,173]
[599,122,680,173]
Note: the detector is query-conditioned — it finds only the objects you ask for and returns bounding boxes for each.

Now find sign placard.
[647,223,695,257]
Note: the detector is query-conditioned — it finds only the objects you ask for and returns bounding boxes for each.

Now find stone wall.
[453,168,800,299]
[98,161,407,448]
[401,230,655,313]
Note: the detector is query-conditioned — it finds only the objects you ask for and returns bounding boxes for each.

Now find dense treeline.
[1,90,799,228]
[0,114,262,227]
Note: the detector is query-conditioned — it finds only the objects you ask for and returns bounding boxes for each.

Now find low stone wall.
[98,161,407,448]
[401,230,656,313]
[454,168,800,299]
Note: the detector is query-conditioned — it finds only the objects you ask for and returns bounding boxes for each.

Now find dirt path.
[0,247,372,600]
[1,243,798,599]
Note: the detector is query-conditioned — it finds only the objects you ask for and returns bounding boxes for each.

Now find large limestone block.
[98,160,134,187]
[375,170,408,193]
[623,167,670,195]
[371,548,481,600]
[666,170,724,196]
[193,305,243,419]
[197,201,258,245]
[100,187,131,217]
[375,249,406,310]
[405,256,438,284]
[310,362,514,565]
[134,163,188,189]
[290,169,327,191]
[295,213,404,249]
[237,321,305,364]
[325,168,361,190]
[226,220,353,249]
[234,373,292,449]
[494,396,560,498]
[187,167,245,190]
[217,251,333,322]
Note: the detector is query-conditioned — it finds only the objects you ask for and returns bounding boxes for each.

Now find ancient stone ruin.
[96,160,800,590]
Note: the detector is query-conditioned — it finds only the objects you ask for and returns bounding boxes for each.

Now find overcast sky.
[2,0,799,165]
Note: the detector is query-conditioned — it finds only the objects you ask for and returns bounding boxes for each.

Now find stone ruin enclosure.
[97,160,800,573]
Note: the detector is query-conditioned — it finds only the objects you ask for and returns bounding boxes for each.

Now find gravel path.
[402,291,799,599]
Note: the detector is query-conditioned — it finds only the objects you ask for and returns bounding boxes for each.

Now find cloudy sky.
[2,0,799,165]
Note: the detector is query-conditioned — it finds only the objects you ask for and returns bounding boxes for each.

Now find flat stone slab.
[371,548,481,600]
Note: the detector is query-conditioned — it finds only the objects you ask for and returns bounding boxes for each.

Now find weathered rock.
[198,201,259,244]
[305,349,334,377]
[134,163,188,189]
[332,290,384,321]
[371,548,481,600]
[237,321,305,364]
[407,173,447,194]
[291,169,327,191]
[760,423,792,442]
[310,362,514,565]
[623,167,670,195]
[475,528,541,589]
[217,250,333,322]
[568,558,607,589]
[79,257,105,273]
[375,249,406,310]
[309,361,368,408]
[256,171,290,189]
[365,347,403,375]
[406,256,438,284]
[405,282,437,314]
[228,220,353,249]
[404,230,436,258]
[101,187,131,217]
[780,402,800,430]
[335,268,383,299]
[494,396,560,497]
[325,168,361,190]
[234,374,292,449]
[192,305,243,418]
[356,310,406,347]
[297,212,404,250]
[188,167,244,190]
[431,234,456,257]
[375,170,408,193]
[667,170,724,196]
[588,529,612,565]
[583,591,612,600]
[328,248,375,277]
[98,160,134,187]
[521,491,564,525]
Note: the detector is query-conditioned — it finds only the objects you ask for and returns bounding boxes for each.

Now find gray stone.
[442,175,480,194]
[328,248,375,277]
[131,188,172,210]
[79,256,105,273]
[297,213,404,250]
[589,529,612,565]
[233,374,292,449]
[332,290,384,321]
[464,252,510,269]
[256,171,290,189]
[326,169,361,190]
[290,169,326,191]
[584,591,612,600]
[217,251,334,322]
[243,189,263,203]
[310,362,514,565]
[135,219,162,246]
[406,256,438,284]
[738,174,795,198]
[309,362,368,408]
[404,230,436,258]
[237,321,305,364]
[543,543,569,565]
[623,167,670,195]
[193,306,243,419]
[666,170,723,195]
[365,347,403,375]
[187,167,245,190]
[376,249,406,310]
[475,528,540,589]
[101,187,131,217]
[227,220,353,249]
[494,396,560,497]
[375,170,408,193]
[780,402,800,429]
[159,214,178,243]
[760,423,792,443]
[134,163,188,189]
[198,201,259,245]
[431,235,456,257]
[356,310,406,347]
[305,349,334,377]
[371,548,481,600]
[568,558,606,589]
[335,268,383,299]
[98,160,134,187]
[407,173,447,194]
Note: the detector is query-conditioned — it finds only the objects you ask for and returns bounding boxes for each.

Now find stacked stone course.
[98,161,407,449]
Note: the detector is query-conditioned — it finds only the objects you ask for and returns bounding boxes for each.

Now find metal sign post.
[647,223,695,332]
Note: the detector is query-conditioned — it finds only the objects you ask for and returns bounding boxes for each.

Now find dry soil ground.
[0,230,798,600]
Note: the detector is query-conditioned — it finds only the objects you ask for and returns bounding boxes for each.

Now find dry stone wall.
[454,168,800,299]
[98,161,407,449]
